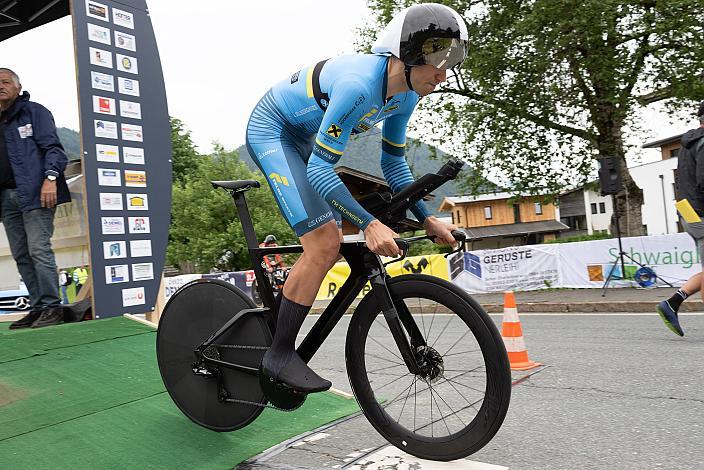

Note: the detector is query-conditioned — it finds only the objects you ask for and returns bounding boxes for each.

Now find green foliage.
[167,142,295,273]
[406,237,453,257]
[360,0,704,205]
[545,232,612,244]
[170,118,202,185]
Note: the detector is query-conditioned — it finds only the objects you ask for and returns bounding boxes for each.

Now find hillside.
[57,127,81,160]
[236,127,492,215]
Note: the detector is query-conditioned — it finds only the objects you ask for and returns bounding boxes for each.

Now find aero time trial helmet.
[372,3,468,71]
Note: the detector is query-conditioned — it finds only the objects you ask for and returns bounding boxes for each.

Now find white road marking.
[347,445,509,469]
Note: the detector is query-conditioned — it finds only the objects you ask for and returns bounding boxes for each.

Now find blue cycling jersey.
[246,53,430,237]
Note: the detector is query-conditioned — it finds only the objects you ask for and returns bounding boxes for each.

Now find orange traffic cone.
[501,291,541,371]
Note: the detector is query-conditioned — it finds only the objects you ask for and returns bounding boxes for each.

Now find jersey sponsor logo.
[339,95,366,124]
[307,211,333,228]
[257,148,278,160]
[360,107,379,121]
[326,124,343,138]
[290,70,300,84]
[357,122,371,132]
[294,104,317,117]
[269,172,290,187]
[330,199,364,226]
[313,142,340,163]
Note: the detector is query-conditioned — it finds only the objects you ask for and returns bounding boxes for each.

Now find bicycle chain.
[207,344,303,412]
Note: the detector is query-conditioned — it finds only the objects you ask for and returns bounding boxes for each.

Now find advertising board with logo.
[74,0,171,318]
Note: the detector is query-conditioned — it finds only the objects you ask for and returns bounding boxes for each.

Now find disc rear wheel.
[156,279,271,431]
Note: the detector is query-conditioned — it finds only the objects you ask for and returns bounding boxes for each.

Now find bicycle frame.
[195,187,426,376]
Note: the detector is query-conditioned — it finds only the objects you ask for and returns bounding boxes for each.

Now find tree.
[167,144,294,273]
[170,117,201,185]
[361,0,704,236]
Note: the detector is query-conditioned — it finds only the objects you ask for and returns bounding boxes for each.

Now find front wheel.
[346,274,511,461]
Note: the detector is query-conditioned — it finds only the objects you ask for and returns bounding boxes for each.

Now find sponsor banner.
[105,264,129,284]
[164,274,201,300]
[452,245,560,293]
[315,254,449,301]
[99,192,123,210]
[119,100,142,119]
[123,146,144,164]
[126,193,148,210]
[103,240,127,259]
[87,23,111,45]
[132,262,154,281]
[91,71,114,92]
[75,0,172,317]
[93,96,116,115]
[130,239,152,257]
[101,216,125,234]
[97,167,121,186]
[89,47,112,68]
[558,233,698,288]
[121,123,143,141]
[122,286,145,307]
[86,0,108,21]
[113,8,134,29]
[114,30,136,51]
[128,216,150,234]
[96,143,119,162]
[118,77,140,96]
[94,119,118,139]
[125,170,146,187]
[116,53,138,74]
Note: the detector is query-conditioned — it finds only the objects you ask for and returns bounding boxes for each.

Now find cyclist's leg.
[246,110,339,392]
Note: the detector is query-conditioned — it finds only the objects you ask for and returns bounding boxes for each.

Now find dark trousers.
[0,188,61,309]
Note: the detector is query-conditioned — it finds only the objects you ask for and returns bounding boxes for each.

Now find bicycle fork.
[368,261,425,376]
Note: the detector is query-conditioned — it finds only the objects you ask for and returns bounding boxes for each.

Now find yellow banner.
[315,253,449,301]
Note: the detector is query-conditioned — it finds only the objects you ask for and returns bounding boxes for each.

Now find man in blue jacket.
[0,68,71,329]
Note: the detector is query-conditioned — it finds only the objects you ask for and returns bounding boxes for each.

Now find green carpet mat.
[0,318,359,469]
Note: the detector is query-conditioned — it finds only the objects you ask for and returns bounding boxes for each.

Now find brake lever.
[444,230,467,258]
[383,238,410,267]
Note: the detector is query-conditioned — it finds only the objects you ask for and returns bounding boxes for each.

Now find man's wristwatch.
[46,174,57,181]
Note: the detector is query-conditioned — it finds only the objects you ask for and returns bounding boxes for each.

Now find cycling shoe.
[261,351,331,394]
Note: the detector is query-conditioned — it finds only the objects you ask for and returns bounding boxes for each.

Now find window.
[599,202,606,213]
[670,148,680,158]
[591,203,597,214]
[456,210,461,224]
[484,206,492,220]
[451,213,455,224]
[673,169,679,200]
[534,202,542,215]
[513,204,521,223]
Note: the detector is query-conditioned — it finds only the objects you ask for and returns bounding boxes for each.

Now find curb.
[311,301,704,314]
[483,301,704,313]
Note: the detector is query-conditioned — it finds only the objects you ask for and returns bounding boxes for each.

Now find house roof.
[459,220,570,240]
[642,134,683,149]
[438,191,550,212]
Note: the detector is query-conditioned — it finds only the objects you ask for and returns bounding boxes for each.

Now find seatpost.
[232,191,259,250]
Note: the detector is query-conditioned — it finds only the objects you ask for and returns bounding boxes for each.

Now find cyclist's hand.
[364,220,402,257]
[423,216,458,247]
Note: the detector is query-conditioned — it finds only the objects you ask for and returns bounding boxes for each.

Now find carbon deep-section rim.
[345,274,511,461]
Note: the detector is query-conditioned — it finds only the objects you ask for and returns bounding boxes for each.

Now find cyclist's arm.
[380,112,430,223]
[306,79,376,230]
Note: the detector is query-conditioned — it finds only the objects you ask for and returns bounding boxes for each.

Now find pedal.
[259,363,307,411]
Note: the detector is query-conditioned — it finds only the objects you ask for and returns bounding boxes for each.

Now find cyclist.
[259,234,285,272]
[246,3,464,393]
